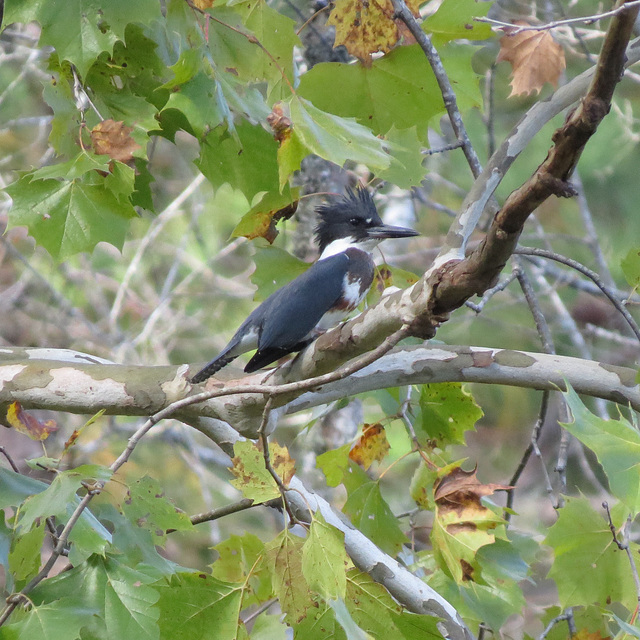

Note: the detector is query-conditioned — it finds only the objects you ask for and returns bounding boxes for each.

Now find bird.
[190,186,419,383]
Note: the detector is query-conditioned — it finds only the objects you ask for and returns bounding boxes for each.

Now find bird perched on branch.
[190,187,418,383]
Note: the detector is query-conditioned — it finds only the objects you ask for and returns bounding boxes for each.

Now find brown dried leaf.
[434,465,511,509]
[327,0,421,64]
[6,401,58,441]
[267,103,293,144]
[497,23,566,96]
[349,423,390,469]
[91,119,141,164]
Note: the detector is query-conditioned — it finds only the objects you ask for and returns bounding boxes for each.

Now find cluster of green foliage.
[2,0,490,260]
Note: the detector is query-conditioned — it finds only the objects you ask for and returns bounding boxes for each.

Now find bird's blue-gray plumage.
[190,187,418,383]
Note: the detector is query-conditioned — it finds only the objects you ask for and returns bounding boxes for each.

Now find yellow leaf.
[327,0,421,64]
[349,423,390,469]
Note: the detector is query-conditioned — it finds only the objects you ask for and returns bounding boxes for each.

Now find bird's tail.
[190,355,237,383]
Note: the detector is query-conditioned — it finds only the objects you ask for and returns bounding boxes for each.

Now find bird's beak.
[366,223,419,240]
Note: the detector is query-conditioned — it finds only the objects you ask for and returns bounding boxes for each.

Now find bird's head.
[315,187,419,258]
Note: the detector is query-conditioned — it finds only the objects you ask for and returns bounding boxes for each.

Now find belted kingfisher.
[190,187,418,383]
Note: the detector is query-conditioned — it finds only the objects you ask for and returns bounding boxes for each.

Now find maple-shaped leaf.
[266,529,313,624]
[91,119,141,165]
[327,0,421,64]
[432,464,510,583]
[230,440,296,502]
[497,23,566,96]
[349,423,390,470]
[6,402,58,441]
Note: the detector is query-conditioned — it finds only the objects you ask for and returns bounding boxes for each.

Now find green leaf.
[16,466,110,532]
[376,126,426,189]
[29,152,110,181]
[231,188,299,243]
[0,596,95,640]
[211,532,273,604]
[9,520,45,586]
[266,529,313,624]
[280,96,391,189]
[228,0,300,99]
[345,570,402,636]
[250,612,288,640]
[343,479,408,555]
[562,386,640,512]
[416,383,483,448]
[30,555,160,640]
[6,173,136,259]
[410,461,438,510]
[154,572,243,640]
[317,444,352,488]
[302,512,348,599]
[4,0,162,77]
[230,440,295,502]
[159,71,225,138]
[390,611,442,640]
[196,123,282,200]
[121,476,193,546]
[104,504,181,576]
[423,0,493,44]
[621,247,640,287]
[298,46,442,138]
[328,598,371,640]
[545,496,639,609]
[0,467,110,564]
[251,246,309,301]
[298,43,482,139]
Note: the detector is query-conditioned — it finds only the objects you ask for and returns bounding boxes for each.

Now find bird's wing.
[256,252,350,351]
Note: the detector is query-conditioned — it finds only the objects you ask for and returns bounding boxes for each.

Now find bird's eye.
[349,217,360,225]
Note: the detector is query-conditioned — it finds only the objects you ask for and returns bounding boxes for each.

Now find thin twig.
[539,610,575,640]
[514,262,556,354]
[258,397,296,523]
[423,141,464,156]
[465,271,518,313]
[505,390,550,521]
[477,1,640,34]
[603,502,640,618]
[0,446,19,473]
[516,246,640,343]
[390,0,483,178]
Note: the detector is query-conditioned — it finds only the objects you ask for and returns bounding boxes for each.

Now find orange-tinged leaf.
[191,0,214,8]
[6,401,58,441]
[327,0,421,64]
[497,23,566,96]
[349,423,390,469]
[91,119,141,164]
